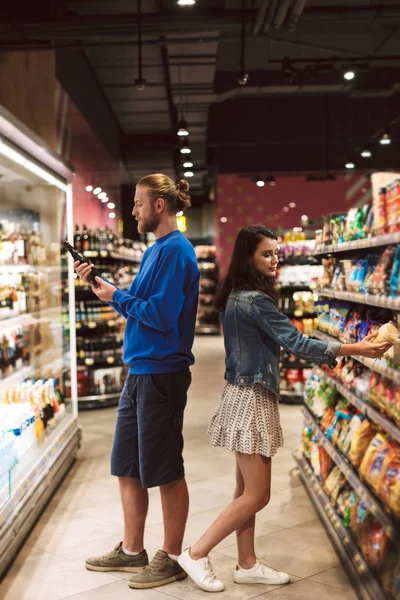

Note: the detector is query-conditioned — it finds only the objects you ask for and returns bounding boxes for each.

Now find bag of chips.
[369,246,396,295]
[319,446,333,482]
[349,421,377,467]
[323,466,347,503]
[359,433,391,492]
[377,455,400,518]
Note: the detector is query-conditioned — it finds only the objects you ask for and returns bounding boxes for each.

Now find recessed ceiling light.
[109,212,116,219]
[86,185,93,192]
[93,187,102,195]
[256,179,265,187]
[343,69,355,81]
[107,202,115,209]
[220,217,228,223]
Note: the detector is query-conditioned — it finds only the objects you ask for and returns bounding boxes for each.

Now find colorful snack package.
[359,433,391,492]
[323,466,347,503]
[340,415,363,456]
[377,455,400,518]
[319,446,333,482]
[364,523,389,569]
[310,438,321,477]
[368,246,396,295]
[367,371,381,408]
[349,421,377,468]
[390,246,400,298]
[336,487,353,520]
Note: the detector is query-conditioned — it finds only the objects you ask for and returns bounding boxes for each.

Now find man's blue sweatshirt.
[110,230,200,374]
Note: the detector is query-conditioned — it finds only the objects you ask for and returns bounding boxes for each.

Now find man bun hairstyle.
[138,173,191,214]
[176,179,191,212]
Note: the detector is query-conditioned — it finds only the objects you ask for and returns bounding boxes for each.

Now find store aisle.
[1,337,357,600]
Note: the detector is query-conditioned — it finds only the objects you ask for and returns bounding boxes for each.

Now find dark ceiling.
[1,0,400,200]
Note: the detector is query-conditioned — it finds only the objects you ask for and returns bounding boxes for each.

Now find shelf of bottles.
[67,225,146,408]
[195,245,220,335]
[0,104,80,578]
[277,239,323,404]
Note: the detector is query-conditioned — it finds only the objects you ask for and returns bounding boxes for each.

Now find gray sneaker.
[85,542,148,572]
[128,550,187,589]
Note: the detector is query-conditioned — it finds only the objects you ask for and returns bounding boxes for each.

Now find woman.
[178,225,391,593]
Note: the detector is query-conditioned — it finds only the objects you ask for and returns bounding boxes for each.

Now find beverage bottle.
[82,225,90,252]
[63,241,102,285]
[74,225,82,251]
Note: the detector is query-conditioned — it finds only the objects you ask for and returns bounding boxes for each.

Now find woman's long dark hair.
[215,225,278,311]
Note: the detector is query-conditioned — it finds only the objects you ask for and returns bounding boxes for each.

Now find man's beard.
[138,213,161,234]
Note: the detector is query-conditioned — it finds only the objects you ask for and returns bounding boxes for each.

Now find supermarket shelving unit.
[0,105,80,578]
[298,230,400,600]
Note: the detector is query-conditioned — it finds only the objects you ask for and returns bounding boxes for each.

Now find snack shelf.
[315,232,400,256]
[314,368,400,444]
[302,405,400,546]
[294,449,387,600]
[315,288,400,311]
[313,329,400,385]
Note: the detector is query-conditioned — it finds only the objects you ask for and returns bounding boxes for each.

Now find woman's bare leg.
[190,452,271,559]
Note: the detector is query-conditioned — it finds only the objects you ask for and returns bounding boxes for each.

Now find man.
[75,174,199,589]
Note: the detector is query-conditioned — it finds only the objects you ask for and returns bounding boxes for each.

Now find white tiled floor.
[0,336,358,599]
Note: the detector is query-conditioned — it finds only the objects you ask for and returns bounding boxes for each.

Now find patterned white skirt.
[208,383,284,458]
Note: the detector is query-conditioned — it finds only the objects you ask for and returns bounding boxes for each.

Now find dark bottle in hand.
[63,241,102,285]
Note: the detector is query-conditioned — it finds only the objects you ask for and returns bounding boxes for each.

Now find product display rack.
[302,405,400,548]
[70,239,143,409]
[299,226,400,600]
[0,105,79,578]
[294,450,387,600]
[195,245,220,335]
[278,242,322,405]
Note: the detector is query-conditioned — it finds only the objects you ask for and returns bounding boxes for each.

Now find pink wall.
[57,86,122,233]
[216,173,371,276]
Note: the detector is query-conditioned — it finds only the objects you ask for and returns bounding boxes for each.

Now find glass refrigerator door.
[0,151,76,508]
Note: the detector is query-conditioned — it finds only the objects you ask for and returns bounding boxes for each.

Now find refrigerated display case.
[0,105,79,577]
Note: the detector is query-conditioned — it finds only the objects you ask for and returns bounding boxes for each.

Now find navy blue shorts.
[110,369,191,488]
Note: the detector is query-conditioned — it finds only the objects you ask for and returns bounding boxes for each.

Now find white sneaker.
[178,548,225,592]
[233,559,291,585]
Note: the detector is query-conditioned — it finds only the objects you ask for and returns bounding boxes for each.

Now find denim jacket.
[223,290,341,396]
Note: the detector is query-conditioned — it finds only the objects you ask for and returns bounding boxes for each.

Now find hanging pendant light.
[177,119,189,136]
[180,139,191,154]
[134,0,146,91]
